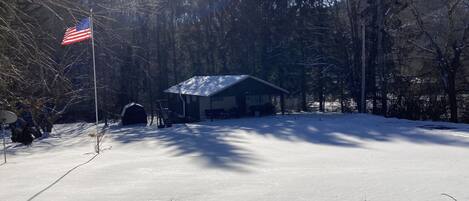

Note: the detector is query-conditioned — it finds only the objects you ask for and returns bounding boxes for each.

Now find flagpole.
[90,9,100,154]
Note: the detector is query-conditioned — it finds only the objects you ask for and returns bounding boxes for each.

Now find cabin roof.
[164,75,288,97]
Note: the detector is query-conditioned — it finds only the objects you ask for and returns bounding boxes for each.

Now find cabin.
[165,75,289,121]
[164,75,289,121]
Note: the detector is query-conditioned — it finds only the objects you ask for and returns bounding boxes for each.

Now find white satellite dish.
[0,110,17,124]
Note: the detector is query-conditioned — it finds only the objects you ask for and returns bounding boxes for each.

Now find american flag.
[61,18,92,46]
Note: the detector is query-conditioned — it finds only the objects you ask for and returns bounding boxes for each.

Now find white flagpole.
[2,122,6,163]
[361,22,366,114]
[90,9,100,154]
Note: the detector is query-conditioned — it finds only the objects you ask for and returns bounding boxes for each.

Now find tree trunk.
[346,0,362,112]
[300,65,308,111]
[447,72,458,122]
[377,0,387,117]
[319,83,325,112]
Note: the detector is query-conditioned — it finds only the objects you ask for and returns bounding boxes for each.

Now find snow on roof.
[164,75,288,96]
[121,102,144,116]
[164,75,249,97]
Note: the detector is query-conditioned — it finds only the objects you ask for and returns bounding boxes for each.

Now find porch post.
[280,94,285,115]
[209,96,213,122]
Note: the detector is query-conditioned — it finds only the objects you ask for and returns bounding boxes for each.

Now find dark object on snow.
[9,118,35,145]
[263,103,276,115]
[121,103,148,126]
[19,111,43,139]
[37,106,54,135]
[156,101,172,128]
[31,127,42,138]
[418,125,456,130]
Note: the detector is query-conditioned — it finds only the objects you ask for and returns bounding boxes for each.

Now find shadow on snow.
[108,123,256,172]
[212,114,469,148]
[106,113,469,171]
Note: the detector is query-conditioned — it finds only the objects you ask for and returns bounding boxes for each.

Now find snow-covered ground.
[2,114,469,201]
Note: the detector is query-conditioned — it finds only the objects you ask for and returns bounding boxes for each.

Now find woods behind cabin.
[0,0,468,125]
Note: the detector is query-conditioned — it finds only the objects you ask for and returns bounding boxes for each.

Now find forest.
[1,0,468,126]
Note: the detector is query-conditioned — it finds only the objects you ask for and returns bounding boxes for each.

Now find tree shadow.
[7,114,469,172]
[107,113,469,171]
[207,114,469,148]
[108,123,257,172]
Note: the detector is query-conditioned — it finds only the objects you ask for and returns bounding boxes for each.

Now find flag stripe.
[65,29,90,37]
[62,36,91,45]
[65,31,92,40]
[62,36,92,45]
[63,35,91,43]
[63,29,91,39]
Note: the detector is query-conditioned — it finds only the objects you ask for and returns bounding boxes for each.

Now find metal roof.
[164,75,288,97]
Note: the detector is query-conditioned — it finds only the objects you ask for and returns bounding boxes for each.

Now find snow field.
[1,114,469,201]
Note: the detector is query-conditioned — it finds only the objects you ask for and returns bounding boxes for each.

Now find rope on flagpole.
[90,8,100,154]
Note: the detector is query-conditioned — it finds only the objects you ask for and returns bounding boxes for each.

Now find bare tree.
[409,0,469,122]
